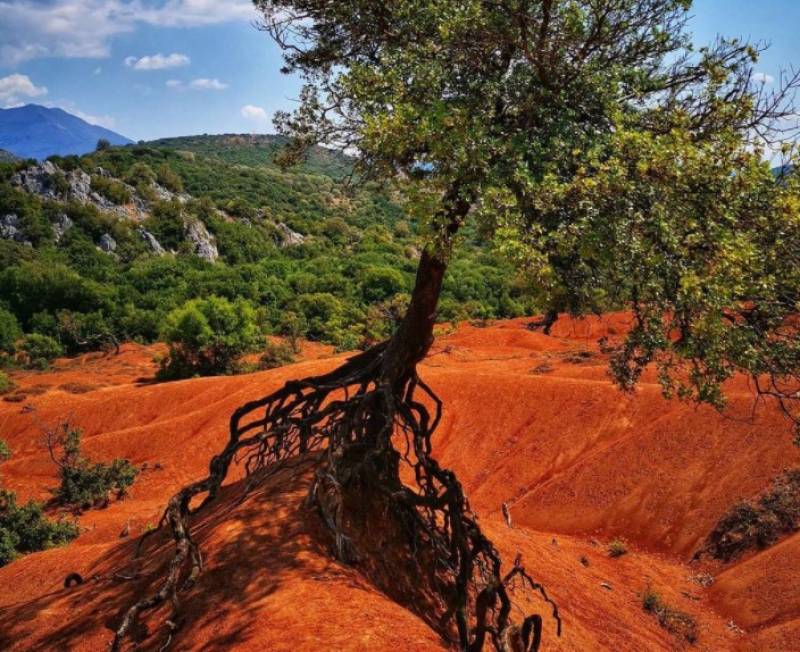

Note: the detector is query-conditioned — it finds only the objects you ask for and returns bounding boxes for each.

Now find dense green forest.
[0,136,537,372]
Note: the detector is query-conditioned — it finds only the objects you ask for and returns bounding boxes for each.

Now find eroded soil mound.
[1,314,797,650]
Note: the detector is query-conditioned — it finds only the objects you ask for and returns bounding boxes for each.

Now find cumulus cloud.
[0,73,48,107]
[167,78,229,91]
[752,72,775,85]
[0,0,256,66]
[241,104,269,123]
[125,52,190,70]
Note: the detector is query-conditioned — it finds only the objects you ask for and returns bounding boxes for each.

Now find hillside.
[0,105,132,160]
[0,315,798,650]
[0,136,531,359]
[147,134,352,179]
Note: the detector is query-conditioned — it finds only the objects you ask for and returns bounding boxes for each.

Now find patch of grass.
[699,468,800,562]
[607,538,628,558]
[642,586,698,644]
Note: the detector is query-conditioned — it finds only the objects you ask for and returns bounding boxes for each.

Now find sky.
[0,0,799,141]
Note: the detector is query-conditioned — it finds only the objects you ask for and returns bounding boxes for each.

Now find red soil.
[0,314,797,650]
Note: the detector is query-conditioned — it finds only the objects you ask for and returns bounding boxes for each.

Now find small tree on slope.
[114,2,800,650]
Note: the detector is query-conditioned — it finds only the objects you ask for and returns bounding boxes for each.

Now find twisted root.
[112,343,559,650]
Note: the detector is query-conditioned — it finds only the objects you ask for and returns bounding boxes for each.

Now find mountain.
[0,104,132,160]
[0,148,18,162]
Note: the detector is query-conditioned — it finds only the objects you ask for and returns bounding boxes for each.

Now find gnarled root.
[112,343,559,651]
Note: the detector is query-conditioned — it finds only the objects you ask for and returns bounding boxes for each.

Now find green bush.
[124,162,157,188]
[21,333,64,369]
[0,372,14,395]
[0,307,21,355]
[90,175,132,205]
[159,296,261,378]
[0,490,79,566]
[48,423,138,511]
[258,340,296,370]
[0,443,78,567]
[358,266,408,302]
[156,164,184,193]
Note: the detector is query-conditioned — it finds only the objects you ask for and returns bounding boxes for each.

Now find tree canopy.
[259,0,800,433]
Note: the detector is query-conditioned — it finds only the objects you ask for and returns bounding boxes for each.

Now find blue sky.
[0,0,798,141]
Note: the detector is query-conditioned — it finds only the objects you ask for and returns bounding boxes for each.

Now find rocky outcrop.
[11,161,146,219]
[276,222,305,247]
[98,233,117,253]
[137,228,166,255]
[52,213,73,242]
[10,161,61,198]
[185,219,219,263]
[0,213,31,246]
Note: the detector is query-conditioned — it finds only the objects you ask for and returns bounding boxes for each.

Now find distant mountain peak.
[0,104,132,161]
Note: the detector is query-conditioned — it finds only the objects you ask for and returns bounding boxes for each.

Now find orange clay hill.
[1,313,798,651]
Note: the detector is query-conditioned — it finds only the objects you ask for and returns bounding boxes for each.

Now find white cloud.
[125,52,190,70]
[0,73,48,107]
[241,104,269,123]
[189,78,227,90]
[753,72,775,85]
[167,77,228,91]
[0,0,256,66]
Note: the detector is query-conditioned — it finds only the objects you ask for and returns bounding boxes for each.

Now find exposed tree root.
[112,342,560,651]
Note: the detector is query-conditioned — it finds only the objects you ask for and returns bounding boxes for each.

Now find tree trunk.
[379,248,448,389]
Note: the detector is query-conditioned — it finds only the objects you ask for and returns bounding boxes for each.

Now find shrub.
[159,296,261,378]
[258,340,296,370]
[20,333,64,369]
[0,307,21,355]
[607,538,628,558]
[47,422,138,511]
[358,266,408,302]
[90,175,132,205]
[0,444,78,566]
[277,311,306,353]
[0,372,14,395]
[156,164,184,193]
[699,468,800,562]
[144,200,185,250]
[642,586,698,644]
[125,162,157,188]
[0,490,79,566]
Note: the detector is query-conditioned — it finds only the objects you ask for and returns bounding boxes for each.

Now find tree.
[95,138,111,152]
[114,2,800,650]
[45,421,138,511]
[159,296,262,378]
[0,308,21,356]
